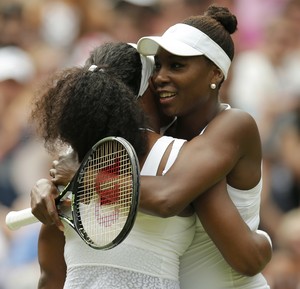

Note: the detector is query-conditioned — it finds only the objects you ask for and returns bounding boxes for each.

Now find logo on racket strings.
[95,158,121,226]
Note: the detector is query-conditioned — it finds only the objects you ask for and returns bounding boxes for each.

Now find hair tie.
[88,64,98,71]
[88,64,106,73]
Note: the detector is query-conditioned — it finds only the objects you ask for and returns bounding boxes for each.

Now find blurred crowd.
[0,0,299,288]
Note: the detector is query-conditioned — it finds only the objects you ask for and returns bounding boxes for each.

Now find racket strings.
[75,141,134,247]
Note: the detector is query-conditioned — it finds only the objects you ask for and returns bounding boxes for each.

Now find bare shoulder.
[208,108,262,188]
[185,107,262,188]
[205,107,260,140]
[215,107,258,127]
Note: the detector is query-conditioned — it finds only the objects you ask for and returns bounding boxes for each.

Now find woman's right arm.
[37,224,66,289]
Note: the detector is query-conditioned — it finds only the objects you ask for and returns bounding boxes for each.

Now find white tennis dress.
[179,180,270,289]
[63,136,196,289]
[179,104,270,289]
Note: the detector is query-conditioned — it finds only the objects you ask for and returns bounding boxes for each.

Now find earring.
[210,83,217,90]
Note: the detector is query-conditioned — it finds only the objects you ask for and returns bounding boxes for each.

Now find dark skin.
[138,49,262,213]
[37,224,66,289]
[30,50,272,288]
[32,111,270,278]
[138,49,271,275]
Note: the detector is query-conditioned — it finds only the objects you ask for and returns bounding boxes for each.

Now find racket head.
[71,136,140,250]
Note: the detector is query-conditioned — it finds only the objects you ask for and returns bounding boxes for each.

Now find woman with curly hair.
[30,42,195,289]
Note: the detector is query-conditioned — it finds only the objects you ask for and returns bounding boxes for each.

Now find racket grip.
[5,208,38,230]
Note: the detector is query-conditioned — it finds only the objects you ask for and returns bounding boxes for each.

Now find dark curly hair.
[31,66,147,162]
[182,5,238,61]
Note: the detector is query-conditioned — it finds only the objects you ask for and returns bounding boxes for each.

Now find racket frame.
[5,136,140,251]
[67,136,140,250]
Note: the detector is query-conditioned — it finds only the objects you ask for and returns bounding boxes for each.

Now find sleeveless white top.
[180,104,270,289]
[63,136,196,289]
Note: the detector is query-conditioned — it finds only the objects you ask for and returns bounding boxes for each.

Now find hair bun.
[205,5,237,35]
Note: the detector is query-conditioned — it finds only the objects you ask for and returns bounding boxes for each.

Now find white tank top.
[180,104,270,289]
[63,136,196,289]
[180,180,270,289]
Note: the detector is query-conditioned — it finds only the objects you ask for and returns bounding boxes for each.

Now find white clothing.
[63,136,196,289]
[180,180,270,289]
[180,104,270,289]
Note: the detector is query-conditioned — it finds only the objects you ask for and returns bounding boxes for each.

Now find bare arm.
[195,179,272,276]
[37,225,66,289]
[139,109,262,217]
[31,110,261,223]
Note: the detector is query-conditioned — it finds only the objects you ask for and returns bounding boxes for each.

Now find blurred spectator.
[260,108,300,239]
[234,0,286,51]
[153,0,236,35]
[272,110,300,212]
[263,208,300,288]
[263,250,300,289]
[228,14,300,146]
[0,46,35,207]
[0,45,51,289]
[109,0,161,43]
[39,0,81,49]
[0,224,41,289]
[152,0,209,33]
[282,0,300,49]
[64,0,115,67]
[0,2,27,48]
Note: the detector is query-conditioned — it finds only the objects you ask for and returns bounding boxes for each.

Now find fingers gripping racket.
[6,136,140,250]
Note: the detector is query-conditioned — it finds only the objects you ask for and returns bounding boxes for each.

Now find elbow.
[140,175,189,217]
[233,259,268,277]
[149,196,182,218]
[224,231,273,276]
[154,203,180,218]
[229,248,272,276]
[140,178,187,217]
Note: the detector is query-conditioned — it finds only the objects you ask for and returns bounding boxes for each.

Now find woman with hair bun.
[30,42,196,289]
[137,5,272,289]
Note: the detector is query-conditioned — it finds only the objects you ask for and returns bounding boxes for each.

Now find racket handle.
[5,208,38,230]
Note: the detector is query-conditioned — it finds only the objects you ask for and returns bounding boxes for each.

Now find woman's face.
[152,48,215,118]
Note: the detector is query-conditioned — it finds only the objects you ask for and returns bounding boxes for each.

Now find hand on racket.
[30,178,67,231]
[32,148,80,230]
[6,136,140,250]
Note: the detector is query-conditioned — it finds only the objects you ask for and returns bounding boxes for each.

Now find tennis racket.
[5,136,140,250]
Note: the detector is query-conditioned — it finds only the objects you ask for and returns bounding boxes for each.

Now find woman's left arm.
[194,178,272,276]
[37,224,66,289]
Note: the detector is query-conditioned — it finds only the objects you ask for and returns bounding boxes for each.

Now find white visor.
[137,23,231,79]
[128,43,154,98]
